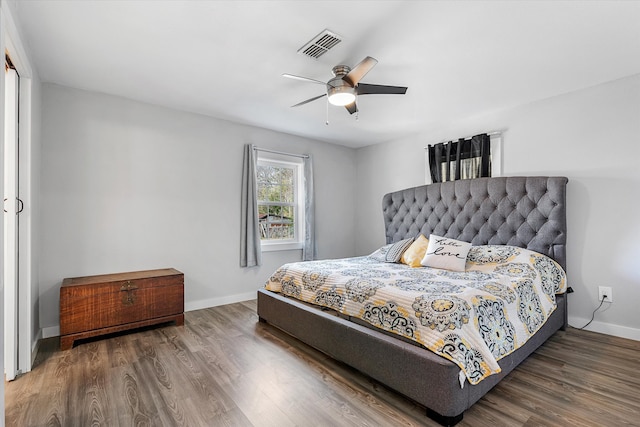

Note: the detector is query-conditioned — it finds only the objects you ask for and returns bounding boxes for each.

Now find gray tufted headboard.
[383,176,568,269]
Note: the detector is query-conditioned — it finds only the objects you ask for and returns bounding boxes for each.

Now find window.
[256,156,304,251]
[426,133,502,184]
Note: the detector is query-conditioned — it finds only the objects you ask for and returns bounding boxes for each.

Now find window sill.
[261,242,303,252]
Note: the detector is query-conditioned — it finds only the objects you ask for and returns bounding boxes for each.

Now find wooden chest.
[60,268,184,350]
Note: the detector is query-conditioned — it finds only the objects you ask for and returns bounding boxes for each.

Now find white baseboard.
[185,291,257,312]
[31,328,43,367]
[568,316,640,341]
[32,328,43,349]
[42,325,60,339]
[40,291,258,339]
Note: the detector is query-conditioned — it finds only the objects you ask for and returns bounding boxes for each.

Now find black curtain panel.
[428,143,443,183]
[428,133,491,183]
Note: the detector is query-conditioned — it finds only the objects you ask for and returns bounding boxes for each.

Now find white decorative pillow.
[421,234,472,271]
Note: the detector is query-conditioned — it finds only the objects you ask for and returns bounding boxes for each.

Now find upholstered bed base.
[257,176,568,425]
[257,289,566,424]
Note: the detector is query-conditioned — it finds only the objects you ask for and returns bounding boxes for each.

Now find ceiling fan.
[283,56,408,115]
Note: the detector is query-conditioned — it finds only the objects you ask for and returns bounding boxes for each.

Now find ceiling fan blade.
[357,83,408,95]
[343,56,378,86]
[282,73,326,85]
[345,101,358,115]
[291,94,327,107]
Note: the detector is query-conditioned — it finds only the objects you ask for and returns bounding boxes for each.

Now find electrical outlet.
[598,286,613,303]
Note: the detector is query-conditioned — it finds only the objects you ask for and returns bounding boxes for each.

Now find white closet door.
[4,64,19,381]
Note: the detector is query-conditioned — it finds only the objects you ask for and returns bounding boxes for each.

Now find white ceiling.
[14,1,640,148]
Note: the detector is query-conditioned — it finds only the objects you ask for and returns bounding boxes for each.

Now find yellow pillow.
[400,234,430,267]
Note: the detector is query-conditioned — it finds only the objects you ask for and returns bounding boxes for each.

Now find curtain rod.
[253,146,309,159]
[423,131,503,149]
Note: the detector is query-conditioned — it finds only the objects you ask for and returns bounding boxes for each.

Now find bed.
[257,176,568,426]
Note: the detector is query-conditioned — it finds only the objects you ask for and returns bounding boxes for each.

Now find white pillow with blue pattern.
[421,234,472,271]
[369,237,414,263]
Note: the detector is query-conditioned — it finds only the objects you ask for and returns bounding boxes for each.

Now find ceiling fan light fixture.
[327,85,355,106]
[329,89,356,107]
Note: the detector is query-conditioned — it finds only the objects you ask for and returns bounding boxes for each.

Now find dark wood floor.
[5,300,640,426]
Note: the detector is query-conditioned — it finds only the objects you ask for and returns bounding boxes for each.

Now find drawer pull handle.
[121,281,138,305]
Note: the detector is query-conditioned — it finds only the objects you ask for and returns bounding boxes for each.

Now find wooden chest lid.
[61,268,183,288]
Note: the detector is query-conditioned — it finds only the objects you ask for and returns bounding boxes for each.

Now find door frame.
[1,3,36,384]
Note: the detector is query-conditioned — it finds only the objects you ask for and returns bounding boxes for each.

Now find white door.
[4,58,20,381]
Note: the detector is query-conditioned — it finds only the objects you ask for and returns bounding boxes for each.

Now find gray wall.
[39,83,357,335]
[355,73,640,340]
[38,75,640,341]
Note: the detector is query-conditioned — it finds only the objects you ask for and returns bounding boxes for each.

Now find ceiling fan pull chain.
[326,98,329,125]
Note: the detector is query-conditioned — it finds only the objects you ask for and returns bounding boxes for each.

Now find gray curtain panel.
[302,154,316,261]
[240,144,262,267]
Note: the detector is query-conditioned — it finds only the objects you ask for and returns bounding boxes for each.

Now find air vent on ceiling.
[297,29,342,60]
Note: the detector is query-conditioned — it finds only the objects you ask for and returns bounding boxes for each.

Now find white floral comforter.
[264,245,567,385]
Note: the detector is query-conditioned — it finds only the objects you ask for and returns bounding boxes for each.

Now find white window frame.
[256,155,305,252]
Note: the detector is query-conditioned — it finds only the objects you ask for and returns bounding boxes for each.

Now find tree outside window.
[256,160,300,242]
